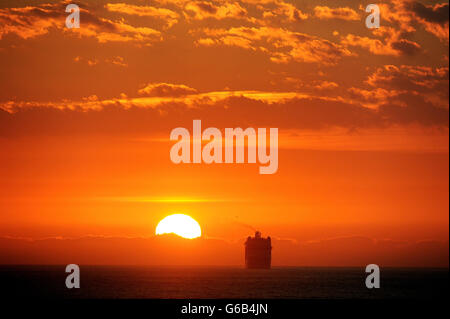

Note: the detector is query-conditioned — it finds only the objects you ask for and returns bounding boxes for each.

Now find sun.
[155,214,202,239]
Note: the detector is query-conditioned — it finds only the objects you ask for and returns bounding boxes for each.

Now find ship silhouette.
[245,231,271,269]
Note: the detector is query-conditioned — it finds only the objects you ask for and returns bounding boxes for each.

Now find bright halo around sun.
[155,214,201,239]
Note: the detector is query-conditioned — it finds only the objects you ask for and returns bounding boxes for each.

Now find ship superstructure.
[245,231,271,269]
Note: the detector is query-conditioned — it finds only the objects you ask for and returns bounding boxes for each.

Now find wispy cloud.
[105,3,179,28]
[314,6,360,21]
[195,26,353,65]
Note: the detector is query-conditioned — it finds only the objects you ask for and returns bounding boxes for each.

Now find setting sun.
[155,214,202,239]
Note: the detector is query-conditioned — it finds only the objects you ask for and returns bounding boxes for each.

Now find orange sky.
[0,0,448,267]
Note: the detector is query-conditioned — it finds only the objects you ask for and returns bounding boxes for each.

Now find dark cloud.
[196,1,218,14]
[379,94,449,126]
[0,91,448,138]
[409,1,449,24]
[390,39,421,55]
[0,235,447,267]
[367,65,449,101]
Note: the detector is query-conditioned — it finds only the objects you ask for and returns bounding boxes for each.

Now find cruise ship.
[245,231,272,269]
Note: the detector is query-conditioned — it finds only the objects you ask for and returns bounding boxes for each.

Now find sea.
[0,266,447,299]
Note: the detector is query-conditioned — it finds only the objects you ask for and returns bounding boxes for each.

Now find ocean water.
[0,266,447,299]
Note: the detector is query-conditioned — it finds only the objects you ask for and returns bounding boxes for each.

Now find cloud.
[378,0,449,42]
[365,65,449,110]
[1,0,445,59]
[284,77,339,92]
[348,87,405,108]
[138,83,198,97]
[0,81,448,139]
[0,1,162,44]
[409,1,449,24]
[313,81,339,90]
[106,56,128,67]
[378,94,449,126]
[85,22,162,44]
[366,65,449,93]
[341,26,421,56]
[347,64,449,121]
[184,1,249,21]
[409,1,449,42]
[1,66,448,135]
[0,235,447,267]
[73,56,99,66]
[314,6,360,21]
[342,1,450,55]
[0,4,65,40]
[257,0,308,23]
[195,26,353,65]
[155,0,308,23]
[105,3,179,28]
[390,38,422,55]
[73,56,128,67]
